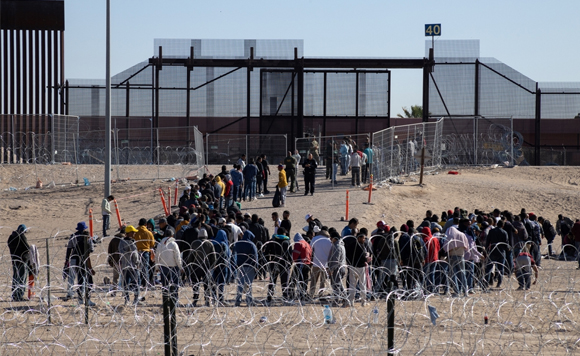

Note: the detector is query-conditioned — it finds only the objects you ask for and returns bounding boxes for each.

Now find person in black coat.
[263,227,292,304]
[485,220,510,289]
[302,153,318,196]
[7,224,31,301]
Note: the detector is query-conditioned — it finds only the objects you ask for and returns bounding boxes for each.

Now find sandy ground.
[0,164,579,355]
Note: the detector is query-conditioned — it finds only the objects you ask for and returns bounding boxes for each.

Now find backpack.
[515,253,531,272]
[272,187,281,208]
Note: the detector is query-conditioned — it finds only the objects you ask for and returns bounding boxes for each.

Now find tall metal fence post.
[474,117,477,165]
[45,237,52,324]
[245,135,248,162]
[387,291,395,356]
[157,128,160,179]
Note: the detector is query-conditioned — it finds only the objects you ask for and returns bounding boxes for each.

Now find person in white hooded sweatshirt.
[155,230,183,303]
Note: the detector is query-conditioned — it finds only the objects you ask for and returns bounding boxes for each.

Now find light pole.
[104,0,112,197]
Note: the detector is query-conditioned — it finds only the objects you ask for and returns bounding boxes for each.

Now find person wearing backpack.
[484,220,510,291]
[118,225,141,305]
[556,214,574,255]
[515,242,539,290]
[65,222,96,306]
[373,226,401,296]
[211,230,231,305]
[232,230,259,307]
[186,229,216,307]
[538,216,557,257]
[399,230,425,296]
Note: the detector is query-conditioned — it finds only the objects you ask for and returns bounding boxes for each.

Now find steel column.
[535,84,541,166]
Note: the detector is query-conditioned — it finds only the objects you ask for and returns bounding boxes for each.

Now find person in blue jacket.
[232,230,259,306]
[211,230,231,305]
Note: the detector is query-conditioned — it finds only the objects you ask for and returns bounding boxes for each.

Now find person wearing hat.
[118,225,142,305]
[7,224,31,301]
[302,153,318,196]
[133,218,155,289]
[305,214,322,235]
[65,222,96,306]
[158,218,175,239]
[276,164,288,207]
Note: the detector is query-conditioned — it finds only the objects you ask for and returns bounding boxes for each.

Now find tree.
[397,105,423,118]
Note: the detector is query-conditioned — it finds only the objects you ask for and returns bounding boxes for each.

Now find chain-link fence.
[371,120,443,183]
[0,123,205,190]
[438,117,516,167]
[205,133,287,166]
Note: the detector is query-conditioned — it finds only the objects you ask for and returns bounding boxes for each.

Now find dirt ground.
[0,164,579,355]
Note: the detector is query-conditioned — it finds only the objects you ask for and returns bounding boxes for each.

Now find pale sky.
[64,0,580,117]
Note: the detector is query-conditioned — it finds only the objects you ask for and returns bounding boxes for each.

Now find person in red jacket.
[421,227,440,293]
[292,233,312,304]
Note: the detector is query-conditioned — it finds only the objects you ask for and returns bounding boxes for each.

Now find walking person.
[302,153,318,196]
[276,164,288,207]
[7,224,31,302]
[260,154,271,194]
[444,224,469,297]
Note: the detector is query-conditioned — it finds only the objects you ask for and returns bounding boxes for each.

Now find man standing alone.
[102,195,115,237]
[302,153,318,196]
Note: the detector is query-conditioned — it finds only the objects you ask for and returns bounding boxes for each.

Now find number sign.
[425,24,441,37]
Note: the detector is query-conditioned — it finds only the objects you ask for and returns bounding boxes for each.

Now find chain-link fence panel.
[439,117,515,167]
[205,133,287,166]
[372,120,443,183]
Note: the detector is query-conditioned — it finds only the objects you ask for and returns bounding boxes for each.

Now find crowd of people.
[7,162,580,307]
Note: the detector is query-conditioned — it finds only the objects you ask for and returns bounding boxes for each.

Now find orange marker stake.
[368,174,373,204]
[88,208,94,237]
[114,199,122,228]
[346,190,349,221]
[159,188,170,216]
[173,181,178,206]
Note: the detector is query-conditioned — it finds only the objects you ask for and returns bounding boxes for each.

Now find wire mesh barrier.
[2,226,580,355]
[438,117,517,167]
[371,120,443,183]
[205,133,287,166]
[0,125,205,190]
